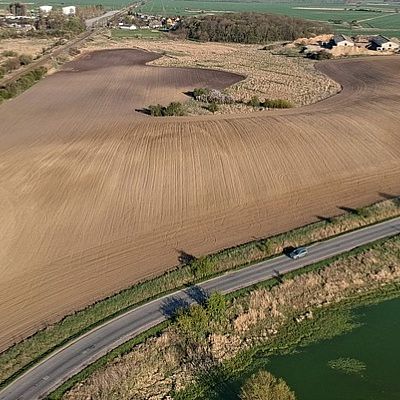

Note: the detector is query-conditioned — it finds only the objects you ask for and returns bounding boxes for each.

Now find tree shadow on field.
[316,215,334,223]
[338,206,359,215]
[135,107,151,115]
[177,249,197,264]
[379,192,400,207]
[183,90,195,98]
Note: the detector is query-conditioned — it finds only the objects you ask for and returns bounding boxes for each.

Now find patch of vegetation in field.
[0,197,399,389]
[145,101,186,116]
[328,357,366,375]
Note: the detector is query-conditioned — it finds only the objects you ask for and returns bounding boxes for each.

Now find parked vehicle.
[288,247,308,260]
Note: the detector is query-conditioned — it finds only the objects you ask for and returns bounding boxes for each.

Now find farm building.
[62,6,76,16]
[149,20,162,29]
[39,5,52,14]
[369,35,399,51]
[120,24,137,30]
[331,34,354,47]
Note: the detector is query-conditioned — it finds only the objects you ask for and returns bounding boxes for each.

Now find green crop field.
[136,0,400,37]
[11,0,400,37]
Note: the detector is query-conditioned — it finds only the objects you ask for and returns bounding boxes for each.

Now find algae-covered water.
[264,297,400,400]
[209,297,400,400]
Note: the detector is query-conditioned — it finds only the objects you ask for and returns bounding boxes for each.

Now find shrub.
[197,89,234,104]
[4,57,20,72]
[262,99,293,109]
[0,88,9,99]
[191,257,216,279]
[0,66,6,79]
[148,104,163,116]
[2,50,17,57]
[307,50,333,60]
[240,370,296,400]
[164,101,185,116]
[31,66,47,80]
[193,87,210,98]
[247,95,261,108]
[207,101,219,114]
[147,102,186,117]
[18,54,32,66]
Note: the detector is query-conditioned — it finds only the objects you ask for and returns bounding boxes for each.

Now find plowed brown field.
[0,49,399,351]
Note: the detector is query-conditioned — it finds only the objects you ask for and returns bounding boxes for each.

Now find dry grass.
[0,38,57,64]
[63,237,400,400]
[84,34,341,112]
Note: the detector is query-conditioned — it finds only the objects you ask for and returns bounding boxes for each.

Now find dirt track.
[0,49,399,351]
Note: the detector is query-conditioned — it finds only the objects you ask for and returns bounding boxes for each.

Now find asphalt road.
[1,217,399,400]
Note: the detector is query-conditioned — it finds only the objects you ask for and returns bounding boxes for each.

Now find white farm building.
[331,34,354,47]
[39,5,52,13]
[62,6,76,15]
[370,35,399,51]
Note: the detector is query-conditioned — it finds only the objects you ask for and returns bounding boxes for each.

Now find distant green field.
[137,1,400,36]
[12,0,400,37]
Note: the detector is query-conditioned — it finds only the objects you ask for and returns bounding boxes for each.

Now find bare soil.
[0,49,399,351]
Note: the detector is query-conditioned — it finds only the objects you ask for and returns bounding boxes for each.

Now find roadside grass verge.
[0,197,399,389]
[0,67,47,103]
[46,321,169,400]
[48,234,400,399]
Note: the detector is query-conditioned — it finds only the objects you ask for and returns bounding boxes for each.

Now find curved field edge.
[0,197,399,389]
[48,234,400,399]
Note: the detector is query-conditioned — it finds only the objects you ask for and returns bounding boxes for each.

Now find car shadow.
[282,246,296,257]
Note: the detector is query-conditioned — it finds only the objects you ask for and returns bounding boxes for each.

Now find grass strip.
[0,197,399,388]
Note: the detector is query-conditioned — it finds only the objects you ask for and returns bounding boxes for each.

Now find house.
[369,35,399,51]
[331,34,354,47]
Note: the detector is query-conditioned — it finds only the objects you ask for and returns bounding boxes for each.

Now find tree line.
[174,13,330,44]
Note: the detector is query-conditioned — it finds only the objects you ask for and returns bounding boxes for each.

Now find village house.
[369,35,400,51]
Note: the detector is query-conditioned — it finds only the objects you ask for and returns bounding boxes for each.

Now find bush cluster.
[1,53,33,76]
[247,95,293,109]
[307,50,333,60]
[0,67,47,102]
[2,50,18,57]
[147,102,186,117]
[240,370,296,400]
[193,87,234,104]
[176,292,227,343]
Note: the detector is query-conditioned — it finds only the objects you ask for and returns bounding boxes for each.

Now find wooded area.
[175,13,330,44]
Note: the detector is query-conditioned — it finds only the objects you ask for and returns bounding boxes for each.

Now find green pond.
[206,297,400,400]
